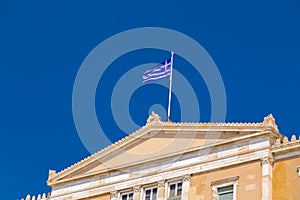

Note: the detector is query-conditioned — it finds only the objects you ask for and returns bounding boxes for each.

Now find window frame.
[211,176,239,200]
[143,186,158,200]
[167,180,183,199]
[120,191,134,200]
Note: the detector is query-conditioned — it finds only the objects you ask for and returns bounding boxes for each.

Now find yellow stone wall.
[189,161,262,200]
[273,156,300,200]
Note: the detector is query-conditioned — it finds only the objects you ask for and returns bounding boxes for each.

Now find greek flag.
[143,58,172,83]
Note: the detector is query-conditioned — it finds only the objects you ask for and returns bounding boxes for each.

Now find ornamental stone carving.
[275,138,281,145]
[146,111,161,125]
[263,114,278,132]
[157,180,165,187]
[283,136,289,143]
[134,186,141,193]
[48,170,56,181]
[110,191,118,198]
[261,156,274,166]
[183,174,191,182]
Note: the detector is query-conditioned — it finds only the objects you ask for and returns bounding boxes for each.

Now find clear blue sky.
[1,1,300,199]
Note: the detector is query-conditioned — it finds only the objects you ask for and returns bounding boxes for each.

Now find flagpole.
[167,51,174,121]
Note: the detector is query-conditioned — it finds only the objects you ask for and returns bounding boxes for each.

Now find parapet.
[21,193,50,200]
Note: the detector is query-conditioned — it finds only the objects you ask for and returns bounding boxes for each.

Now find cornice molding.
[48,130,275,186]
[50,146,270,199]
[48,114,281,186]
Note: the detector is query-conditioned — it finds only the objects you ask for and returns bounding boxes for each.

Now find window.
[144,187,157,200]
[121,192,133,200]
[168,182,182,200]
[217,185,233,200]
[211,176,238,200]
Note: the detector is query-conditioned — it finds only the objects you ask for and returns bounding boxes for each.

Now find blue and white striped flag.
[142,58,172,83]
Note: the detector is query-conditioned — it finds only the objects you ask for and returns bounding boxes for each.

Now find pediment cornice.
[47,113,281,186]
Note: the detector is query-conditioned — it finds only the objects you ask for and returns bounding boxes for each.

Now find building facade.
[24,113,300,200]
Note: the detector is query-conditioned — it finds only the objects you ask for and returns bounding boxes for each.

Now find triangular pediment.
[47,113,280,186]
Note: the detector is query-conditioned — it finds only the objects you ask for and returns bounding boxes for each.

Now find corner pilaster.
[261,156,274,200]
[182,174,191,200]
